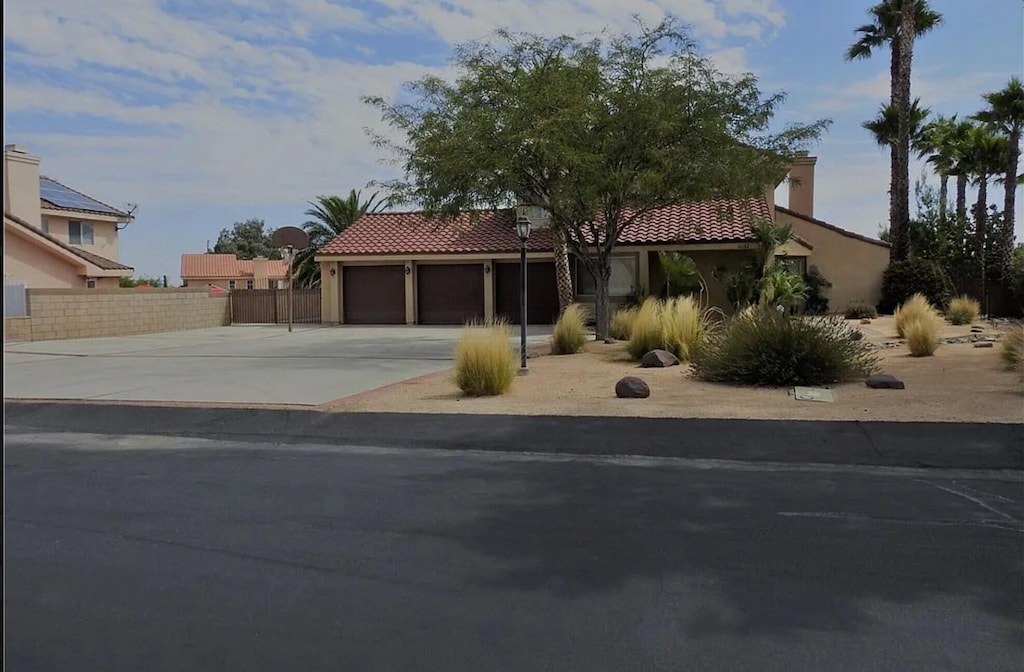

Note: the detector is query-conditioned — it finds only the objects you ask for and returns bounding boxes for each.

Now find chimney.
[3,145,42,226]
[787,155,817,219]
[252,257,269,289]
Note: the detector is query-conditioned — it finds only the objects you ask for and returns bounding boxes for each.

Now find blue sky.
[4,0,1022,283]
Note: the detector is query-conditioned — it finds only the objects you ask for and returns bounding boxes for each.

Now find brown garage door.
[495,261,562,325]
[343,265,406,324]
[417,264,484,325]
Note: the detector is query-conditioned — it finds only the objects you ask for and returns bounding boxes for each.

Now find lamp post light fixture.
[515,214,532,371]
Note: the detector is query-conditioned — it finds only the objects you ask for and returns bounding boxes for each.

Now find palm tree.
[962,126,1010,294]
[944,119,976,233]
[918,114,959,223]
[292,190,388,288]
[975,76,1024,277]
[846,0,943,261]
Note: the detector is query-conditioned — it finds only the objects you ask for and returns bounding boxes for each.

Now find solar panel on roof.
[39,178,123,215]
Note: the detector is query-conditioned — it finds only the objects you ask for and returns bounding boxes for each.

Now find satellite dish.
[271,226,310,249]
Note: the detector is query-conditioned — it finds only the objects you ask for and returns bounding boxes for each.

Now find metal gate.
[230,289,321,324]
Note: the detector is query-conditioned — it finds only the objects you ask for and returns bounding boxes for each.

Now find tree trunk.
[552,230,575,316]
[591,251,613,341]
[975,177,988,287]
[1001,134,1020,278]
[892,0,916,262]
[956,173,968,228]
[887,40,901,261]
[938,174,948,224]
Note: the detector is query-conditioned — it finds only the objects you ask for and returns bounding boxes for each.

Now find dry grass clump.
[895,293,939,338]
[454,321,516,396]
[1001,323,1024,382]
[610,306,638,340]
[904,316,941,357]
[551,303,588,355]
[946,295,980,325]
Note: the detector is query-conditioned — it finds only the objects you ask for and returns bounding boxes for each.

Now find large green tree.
[845,0,943,261]
[366,18,828,338]
[212,218,281,260]
[975,76,1024,277]
[292,190,388,288]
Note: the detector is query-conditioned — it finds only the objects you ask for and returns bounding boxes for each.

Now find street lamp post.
[515,215,532,371]
[285,245,294,333]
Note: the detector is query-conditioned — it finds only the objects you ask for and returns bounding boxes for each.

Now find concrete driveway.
[3,325,552,406]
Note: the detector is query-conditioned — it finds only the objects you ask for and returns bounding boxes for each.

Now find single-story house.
[314,156,890,325]
[3,144,135,288]
[180,253,289,291]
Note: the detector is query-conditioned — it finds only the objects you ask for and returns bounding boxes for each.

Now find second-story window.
[68,221,94,245]
[246,280,254,289]
[41,217,50,234]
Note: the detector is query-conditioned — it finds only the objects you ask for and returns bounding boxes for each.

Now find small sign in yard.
[791,387,836,403]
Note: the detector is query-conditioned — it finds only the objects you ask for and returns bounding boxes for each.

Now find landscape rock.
[615,376,651,398]
[865,373,905,390]
[849,330,865,341]
[860,318,872,325]
[970,326,984,333]
[640,349,680,368]
[974,342,994,348]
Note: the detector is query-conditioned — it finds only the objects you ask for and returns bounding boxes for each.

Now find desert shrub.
[844,301,878,320]
[946,295,980,325]
[551,303,588,355]
[879,258,954,314]
[904,316,941,357]
[453,321,516,396]
[627,298,665,360]
[692,308,879,386]
[1001,323,1024,380]
[662,296,717,361]
[895,293,939,338]
[609,306,638,340]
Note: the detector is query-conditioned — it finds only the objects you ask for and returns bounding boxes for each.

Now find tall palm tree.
[962,126,1010,292]
[975,76,1024,277]
[846,0,943,261]
[292,190,388,288]
[918,115,958,223]
[944,119,976,233]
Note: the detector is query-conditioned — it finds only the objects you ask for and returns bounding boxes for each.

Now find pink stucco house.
[3,144,134,289]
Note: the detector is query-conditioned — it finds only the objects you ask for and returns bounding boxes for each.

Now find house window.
[86,278,97,289]
[576,256,637,296]
[41,217,50,234]
[776,256,807,276]
[228,280,236,289]
[268,280,279,290]
[69,221,94,245]
[246,280,254,289]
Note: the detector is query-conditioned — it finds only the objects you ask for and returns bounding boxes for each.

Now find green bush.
[803,265,832,315]
[879,258,954,314]
[454,321,516,396]
[550,303,588,355]
[946,295,980,325]
[843,301,878,320]
[692,308,880,386]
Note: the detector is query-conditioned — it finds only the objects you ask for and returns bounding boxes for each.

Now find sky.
[3,0,1023,283]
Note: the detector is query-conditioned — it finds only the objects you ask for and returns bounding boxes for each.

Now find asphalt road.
[5,425,1023,672]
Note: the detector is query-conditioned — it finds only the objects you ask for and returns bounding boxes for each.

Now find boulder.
[849,330,865,341]
[970,326,984,333]
[860,318,872,325]
[974,342,994,348]
[865,373,905,390]
[640,349,679,368]
[615,376,651,399]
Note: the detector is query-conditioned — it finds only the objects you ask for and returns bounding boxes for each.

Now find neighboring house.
[180,254,289,291]
[3,145,135,288]
[314,155,890,325]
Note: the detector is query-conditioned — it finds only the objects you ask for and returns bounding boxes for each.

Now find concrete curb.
[5,400,1022,471]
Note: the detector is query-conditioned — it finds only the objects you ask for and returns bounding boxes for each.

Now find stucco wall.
[648,249,755,313]
[42,214,120,262]
[4,288,230,341]
[3,231,84,288]
[776,209,890,312]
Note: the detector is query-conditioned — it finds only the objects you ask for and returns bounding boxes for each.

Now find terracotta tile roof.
[775,206,890,248]
[180,253,289,279]
[319,196,769,256]
[4,211,133,271]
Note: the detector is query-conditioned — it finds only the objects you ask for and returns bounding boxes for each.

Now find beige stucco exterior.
[185,276,286,291]
[41,211,121,262]
[4,216,131,289]
[776,207,889,311]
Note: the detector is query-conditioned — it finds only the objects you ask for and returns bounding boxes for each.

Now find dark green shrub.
[803,265,831,315]
[878,258,954,314]
[692,308,880,386]
[843,301,878,320]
